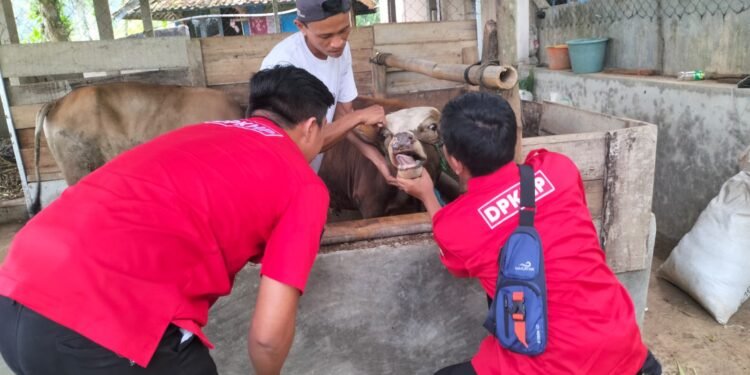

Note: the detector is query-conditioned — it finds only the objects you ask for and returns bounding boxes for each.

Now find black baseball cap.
[296,0,352,23]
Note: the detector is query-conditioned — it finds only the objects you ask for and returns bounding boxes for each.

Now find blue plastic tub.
[566,38,609,74]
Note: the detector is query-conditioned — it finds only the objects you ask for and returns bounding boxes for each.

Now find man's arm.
[321,103,384,152]
[334,102,397,185]
[248,276,299,375]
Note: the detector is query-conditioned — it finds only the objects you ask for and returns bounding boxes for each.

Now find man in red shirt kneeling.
[396,92,662,375]
[0,66,363,375]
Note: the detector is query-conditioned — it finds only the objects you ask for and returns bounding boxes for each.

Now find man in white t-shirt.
[261,0,395,184]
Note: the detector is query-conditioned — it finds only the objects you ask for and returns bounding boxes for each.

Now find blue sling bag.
[483,164,548,356]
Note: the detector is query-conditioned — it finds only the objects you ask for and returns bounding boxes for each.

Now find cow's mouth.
[392,151,426,179]
[395,152,423,171]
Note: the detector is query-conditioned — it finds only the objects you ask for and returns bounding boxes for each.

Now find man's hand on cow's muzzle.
[396,171,434,201]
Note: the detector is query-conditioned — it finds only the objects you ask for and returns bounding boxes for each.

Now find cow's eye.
[429,123,438,131]
[380,128,392,137]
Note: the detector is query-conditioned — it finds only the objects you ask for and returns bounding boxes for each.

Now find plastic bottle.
[677,70,705,81]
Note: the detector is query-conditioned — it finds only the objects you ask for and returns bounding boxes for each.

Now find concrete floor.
[0,222,747,374]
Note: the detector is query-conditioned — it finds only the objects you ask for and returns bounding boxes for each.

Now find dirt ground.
[0,223,747,374]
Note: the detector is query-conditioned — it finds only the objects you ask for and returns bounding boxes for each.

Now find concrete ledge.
[0,198,27,224]
[522,67,750,241]
[207,240,487,375]
[206,236,652,374]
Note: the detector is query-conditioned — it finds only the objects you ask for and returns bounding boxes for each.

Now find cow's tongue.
[396,154,418,169]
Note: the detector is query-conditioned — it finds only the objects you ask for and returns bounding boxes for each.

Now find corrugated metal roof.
[113,0,295,20]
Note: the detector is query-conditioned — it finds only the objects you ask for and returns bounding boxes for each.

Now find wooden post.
[93,0,114,40]
[272,0,281,33]
[480,0,522,162]
[139,0,154,37]
[371,60,387,98]
[0,0,19,45]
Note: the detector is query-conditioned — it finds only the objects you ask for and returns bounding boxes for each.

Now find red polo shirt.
[433,149,647,374]
[0,117,329,367]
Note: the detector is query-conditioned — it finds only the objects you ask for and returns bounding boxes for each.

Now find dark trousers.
[435,350,662,375]
[0,296,217,375]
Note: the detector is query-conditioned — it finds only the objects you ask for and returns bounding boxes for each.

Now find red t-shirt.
[433,149,647,374]
[0,117,329,367]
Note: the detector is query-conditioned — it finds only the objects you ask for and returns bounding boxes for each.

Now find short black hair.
[247,65,335,128]
[440,92,517,177]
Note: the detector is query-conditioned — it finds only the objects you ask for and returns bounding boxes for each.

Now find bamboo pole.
[371,52,518,90]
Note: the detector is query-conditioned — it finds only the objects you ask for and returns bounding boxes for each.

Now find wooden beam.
[0,0,19,45]
[322,213,432,246]
[0,38,191,78]
[93,0,114,40]
[139,0,154,37]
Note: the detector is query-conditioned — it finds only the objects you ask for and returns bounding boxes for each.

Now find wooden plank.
[354,71,373,96]
[20,147,61,182]
[10,104,42,130]
[386,71,464,95]
[201,34,288,86]
[186,39,207,87]
[540,101,630,135]
[351,47,374,73]
[322,212,431,246]
[202,29,374,86]
[348,27,374,49]
[522,132,607,181]
[16,128,46,149]
[0,37,191,78]
[584,179,604,221]
[373,20,476,45]
[8,70,198,106]
[600,124,658,273]
[375,40,477,66]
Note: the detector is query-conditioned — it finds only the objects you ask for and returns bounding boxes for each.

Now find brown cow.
[319,107,459,218]
[33,82,457,218]
[32,82,243,213]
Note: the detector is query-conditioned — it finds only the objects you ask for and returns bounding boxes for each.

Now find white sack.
[658,149,750,324]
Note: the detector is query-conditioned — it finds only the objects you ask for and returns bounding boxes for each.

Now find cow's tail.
[31,103,52,215]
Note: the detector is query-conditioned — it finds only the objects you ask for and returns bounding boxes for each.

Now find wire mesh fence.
[393,0,475,23]
[541,0,750,28]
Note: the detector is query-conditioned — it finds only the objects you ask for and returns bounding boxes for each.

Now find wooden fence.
[0,20,477,190]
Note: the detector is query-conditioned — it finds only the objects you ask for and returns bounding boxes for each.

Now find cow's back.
[43,82,243,185]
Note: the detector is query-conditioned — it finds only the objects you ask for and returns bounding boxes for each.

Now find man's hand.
[355,105,386,127]
[346,132,397,186]
[396,171,442,219]
[396,170,435,201]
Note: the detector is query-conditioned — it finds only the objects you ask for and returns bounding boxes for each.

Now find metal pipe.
[0,68,31,214]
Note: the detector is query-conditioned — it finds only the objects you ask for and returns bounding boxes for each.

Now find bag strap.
[518,164,536,227]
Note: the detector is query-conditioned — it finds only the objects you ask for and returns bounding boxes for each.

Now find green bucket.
[566,38,609,74]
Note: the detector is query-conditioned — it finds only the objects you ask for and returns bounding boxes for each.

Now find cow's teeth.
[396,154,417,169]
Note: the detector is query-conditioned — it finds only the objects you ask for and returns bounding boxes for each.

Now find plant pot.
[546,45,570,70]
[566,38,609,74]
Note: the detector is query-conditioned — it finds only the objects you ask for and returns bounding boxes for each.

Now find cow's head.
[380,107,441,179]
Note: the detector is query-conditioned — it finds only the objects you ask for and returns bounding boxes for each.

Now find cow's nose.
[392,133,414,150]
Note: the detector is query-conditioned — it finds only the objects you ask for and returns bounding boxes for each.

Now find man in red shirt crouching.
[0,66,368,375]
[397,92,661,375]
